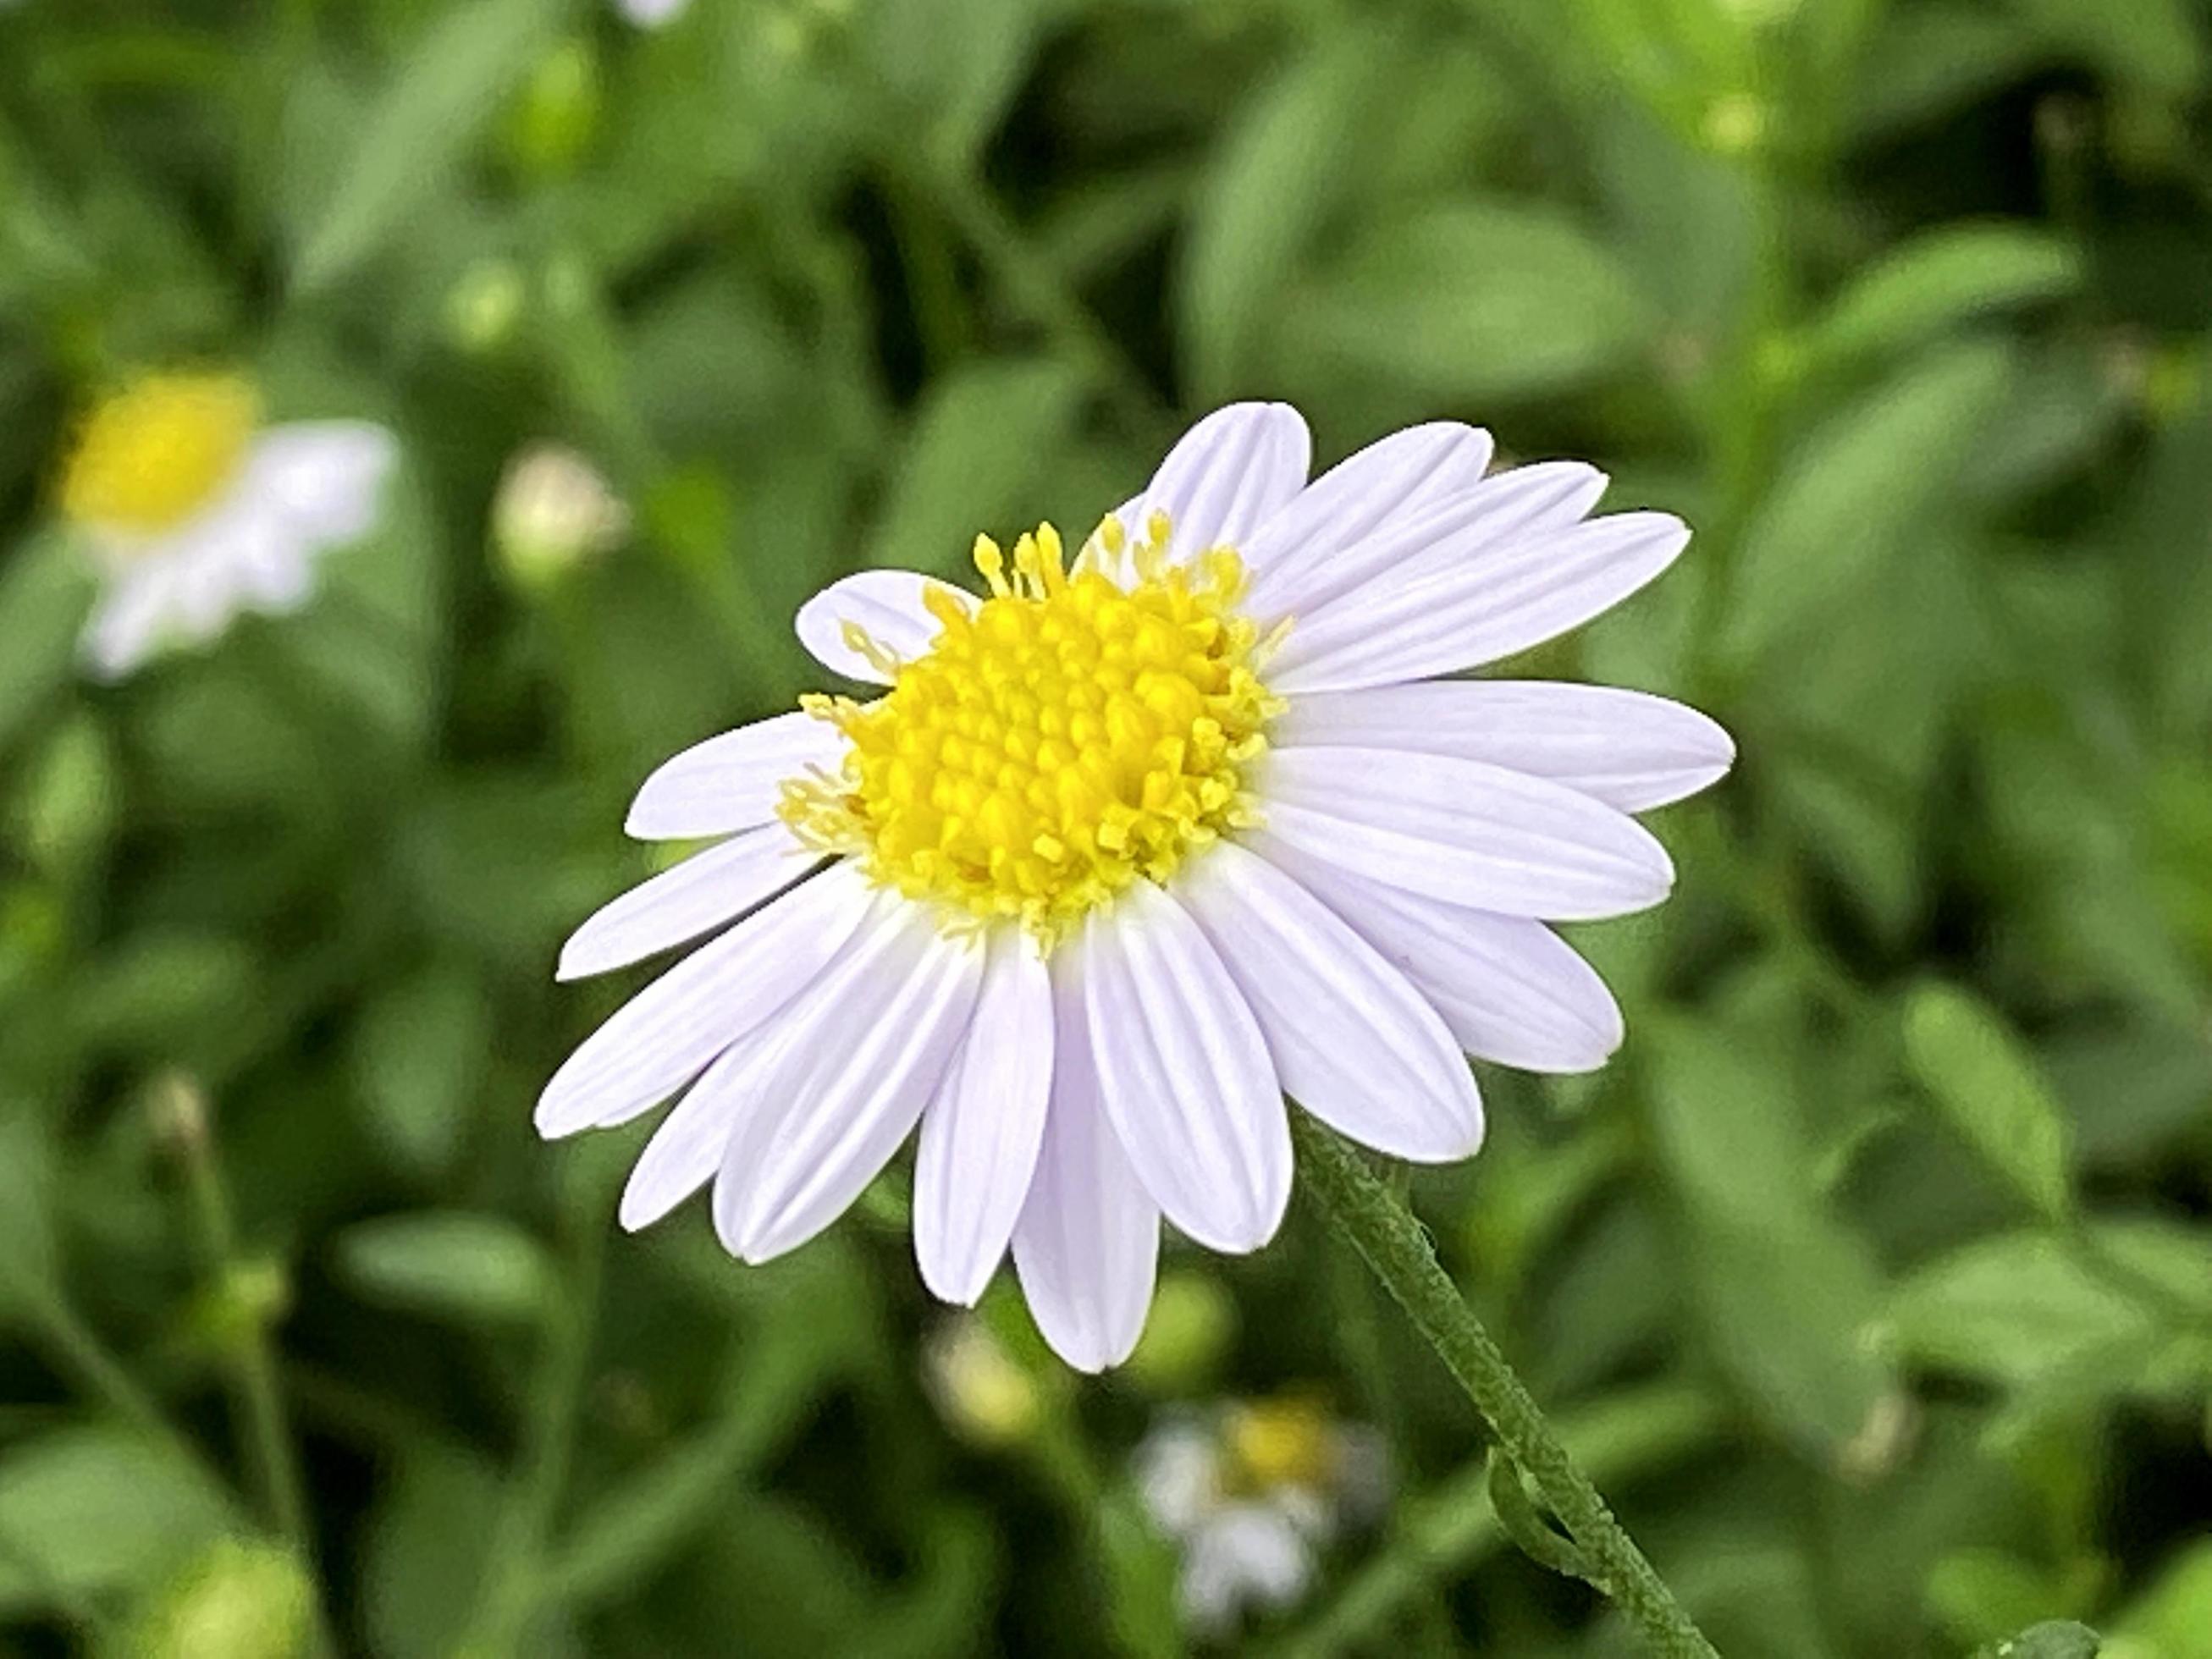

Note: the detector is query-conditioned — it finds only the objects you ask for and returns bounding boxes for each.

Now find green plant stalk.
[174,1105,312,1558]
[171,1088,334,1659]
[1291,1115,1720,1659]
[460,1207,607,1656]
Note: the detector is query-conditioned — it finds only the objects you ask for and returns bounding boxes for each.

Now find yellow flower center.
[59,373,258,537]
[781,514,1283,942]
[1223,1397,1337,1495]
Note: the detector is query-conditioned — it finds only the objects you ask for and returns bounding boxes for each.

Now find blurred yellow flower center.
[1224,1397,1337,1495]
[781,515,1282,940]
[60,373,257,537]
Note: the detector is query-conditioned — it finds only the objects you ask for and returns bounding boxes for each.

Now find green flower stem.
[461,1204,607,1656]
[171,1091,312,1559]
[25,1291,168,1436]
[1291,1115,1720,1659]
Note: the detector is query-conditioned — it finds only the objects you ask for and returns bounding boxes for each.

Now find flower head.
[59,372,396,680]
[1135,1394,1387,1633]
[539,402,1733,1370]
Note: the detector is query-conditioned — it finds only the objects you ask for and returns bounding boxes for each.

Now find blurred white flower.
[539,401,1732,1370]
[493,443,627,588]
[59,373,394,680]
[1135,1397,1386,1634]
[617,0,690,25]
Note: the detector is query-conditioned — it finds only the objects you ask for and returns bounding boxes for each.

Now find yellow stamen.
[59,373,258,538]
[780,513,1284,944]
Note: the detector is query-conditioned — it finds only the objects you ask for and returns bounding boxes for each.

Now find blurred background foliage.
[2,0,2211,1654]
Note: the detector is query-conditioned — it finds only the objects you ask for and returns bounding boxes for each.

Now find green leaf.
[361,1447,503,1659]
[0,1427,236,1617]
[1903,982,2075,1221]
[2008,0,2205,97]
[1933,1550,2079,1649]
[347,963,491,1181]
[0,1107,57,1315]
[1807,223,2081,370]
[865,357,1093,579]
[1726,339,2015,664]
[292,0,560,292]
[1178,39,1389,401]
[1973,1620,2104,1659]
[2107,1537,2212,1658]
[1645,1018,1896,1458]
[0,536,94,760]
[1280,199,1653,405]
[335,1210,553,1328]
[1890,1222,2212,1386]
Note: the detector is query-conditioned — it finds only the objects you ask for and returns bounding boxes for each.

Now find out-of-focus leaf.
[1891,1222,2212,1386]
[1807,224,2081,370]
[1281,200,1652,405]
[2008,0,2205,98]
[2107,1538,2212,1658]
[1179,38,1389,401]
[863,0,1042,173]
[335,1210,553,1327]
[548,1327,846,1608]
[1903,982,2075,1222]
[1096,1485,1182,1659]
[361,1447,502,1659]
[847,1505,1000,1659]
[0,1427,235,1616]
[68,934,260,1061]
[0,1108,57,1313]
[1646,1017,1895,1458]
[1933,1551,2082,1651]
[1726,339,2015,664]
[0,537,93,758]
[1851,6,2057,140]
[865,357,1091,579]
[348,962,491,1182]
[293,0,560,292]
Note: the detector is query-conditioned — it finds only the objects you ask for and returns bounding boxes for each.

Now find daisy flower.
[615,0,690,25]
[540,402,1732,1370]
[59,372,397,681]
[1136,1396,1386,1633]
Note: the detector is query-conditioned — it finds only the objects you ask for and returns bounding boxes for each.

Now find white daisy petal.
[1241,422,1495,610]
[716,918,984,1264]
[533,863,872,1138]
[616,1017,796,1231]
[1269,510,1689,693]
[233,527,317,614]
[913,927,1055,1305]
[795,570,975,685]
[245,422,398,544]
[624,708,847,841]
[1177,841,1482,1162]
[1082,880,1289,1254]
[1012,952,1160,1372]
[1274,681,1735,813]
[1259,746,1674,920]
[1247,458,1602,626]
[1116,402,1310,565]
[1249,830,1624,1072]
[80,561,183,681]
[556,825,823,981]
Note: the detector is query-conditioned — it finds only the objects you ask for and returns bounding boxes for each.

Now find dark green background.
[2,0,2210,1653]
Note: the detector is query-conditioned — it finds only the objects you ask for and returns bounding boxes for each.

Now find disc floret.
[781,514,1283,942]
